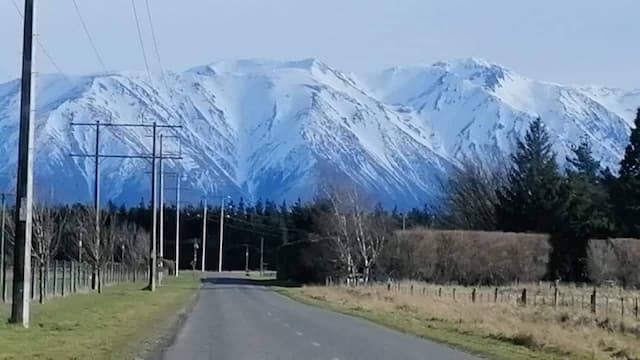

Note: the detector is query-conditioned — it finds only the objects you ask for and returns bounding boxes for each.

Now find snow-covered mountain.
[0,58,637,207]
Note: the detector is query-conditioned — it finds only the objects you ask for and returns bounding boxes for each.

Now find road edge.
[136,282,202,360]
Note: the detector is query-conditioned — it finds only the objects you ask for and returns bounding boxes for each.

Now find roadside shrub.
[379,229,550,285]
[587,239,640,288]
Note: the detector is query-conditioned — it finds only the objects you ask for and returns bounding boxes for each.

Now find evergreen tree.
[612,108,640,236]
[559,139,614,280]
[496,118,567,233]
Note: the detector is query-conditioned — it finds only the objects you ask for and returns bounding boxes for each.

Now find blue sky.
[0,0,637,88]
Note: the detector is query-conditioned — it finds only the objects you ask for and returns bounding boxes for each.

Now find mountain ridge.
[0,58,637,207]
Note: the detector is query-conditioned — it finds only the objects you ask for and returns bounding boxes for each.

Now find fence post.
[53,261,58,296]
[438,287,442,297]
[521,288,527,306]
[553,287,558,309]
[453,288,456,301]
[590,288,597,314]
[472,288,477,303]
[30,263,35,300]
[61,262,66,297]
[621,297,624,321]
[410,285,414,296]
[71,262,75,294]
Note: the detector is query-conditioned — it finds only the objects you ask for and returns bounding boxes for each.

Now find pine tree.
[496,118,567,233]
[559,139,614,280]
[613,108,640,236]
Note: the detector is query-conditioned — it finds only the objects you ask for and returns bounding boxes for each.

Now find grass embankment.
[0,273,201,360]
[281,286,640,360]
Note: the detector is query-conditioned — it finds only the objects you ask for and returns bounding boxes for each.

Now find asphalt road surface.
[162,273,478,360]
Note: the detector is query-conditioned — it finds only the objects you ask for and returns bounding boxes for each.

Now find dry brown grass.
[289,283,640,360]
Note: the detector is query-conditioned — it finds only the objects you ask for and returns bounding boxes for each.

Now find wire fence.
[326,279,640,325]
[1,261,149,303]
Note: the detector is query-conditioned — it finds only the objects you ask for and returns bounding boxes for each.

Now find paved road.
[162,273,478,360]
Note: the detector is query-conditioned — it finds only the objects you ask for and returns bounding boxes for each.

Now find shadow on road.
[200,276,301,288]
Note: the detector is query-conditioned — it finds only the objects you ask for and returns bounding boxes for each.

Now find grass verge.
[279,286,640,360]
[0,273,201,360]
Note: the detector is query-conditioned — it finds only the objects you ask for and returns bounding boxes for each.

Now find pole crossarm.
[71,122,182,129]
[70,154,183,160]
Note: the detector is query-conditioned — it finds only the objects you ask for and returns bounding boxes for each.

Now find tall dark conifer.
[559,139,613,280]
[612,108,640,236]
[496,118,567,233]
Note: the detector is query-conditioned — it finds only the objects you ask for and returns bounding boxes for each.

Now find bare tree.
[443,159,506,230]
[68,206,109,293]
[32,205,68,303]
[319,184,391,284]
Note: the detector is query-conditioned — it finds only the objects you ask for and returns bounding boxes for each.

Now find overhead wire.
[10,0,69,78]
[130,0,151,80]
[71,0,108,74]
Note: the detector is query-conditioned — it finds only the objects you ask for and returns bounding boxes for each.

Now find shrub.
[587,238,640,288]
[379,229,551,285]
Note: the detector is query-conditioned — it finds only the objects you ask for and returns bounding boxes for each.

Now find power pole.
[201,198,207,272]
[244,244,249,276]
[11,0,36,327]
[218,197,225,272]
[149,122,158,290]
[260,237,264,277]
[70,121,181,292]
[174,174,180,277]
[93,119,101,292]
[158,134,164,284]
[1,192,12,303]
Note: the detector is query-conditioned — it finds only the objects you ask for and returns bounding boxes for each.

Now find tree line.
[445,110,640,282]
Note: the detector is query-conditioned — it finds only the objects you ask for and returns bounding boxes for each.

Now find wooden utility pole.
[174,175,180,277]
[218,197,225,272]
[244,244,249,276]
[93,120,101,292]
[1,192,12,303]
[71,121,181,291]
[201,198,207,272]
[149,122,158,290]
[157,134,164,284]
[11,0,36,327]
[260,237,264,277]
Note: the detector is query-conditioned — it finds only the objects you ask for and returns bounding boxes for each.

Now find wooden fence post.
[71,262,76,293]
[521,288,527,306]
[61,262,66,297]
[53,261,57,296]
[553,287,558,309]
[438,288,442,297]
[590,288,597,314]
[621,297,624,320]
[472,288,477,303]
[410,285,414,296]
[635,298,638,320]
[494,288,498,303]
[453,288,456,301]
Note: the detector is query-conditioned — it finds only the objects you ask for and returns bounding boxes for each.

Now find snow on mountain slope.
[366,58,636,171]
[0,58,637,207]
[0,59,451,207]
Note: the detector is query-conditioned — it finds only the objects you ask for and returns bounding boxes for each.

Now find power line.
[71,0,108,74]
[131,0,151,80]
[10,0,67,77]
[143,0,165,80]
